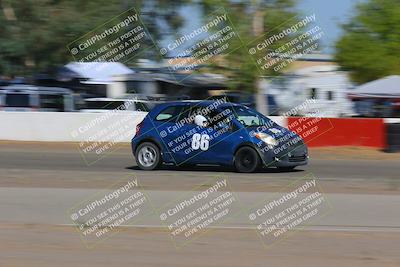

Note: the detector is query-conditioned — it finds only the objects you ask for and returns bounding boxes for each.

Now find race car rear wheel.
[234,147,260,173]
[136,142,161,170]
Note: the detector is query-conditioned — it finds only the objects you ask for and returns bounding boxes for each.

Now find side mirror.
[229,121,240,132]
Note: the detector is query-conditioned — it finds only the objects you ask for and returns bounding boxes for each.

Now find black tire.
[135,142,161,170]
[234,146,261,173]
[277,166,296,172]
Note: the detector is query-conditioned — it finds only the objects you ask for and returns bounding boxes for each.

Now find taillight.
[135,120,144,136]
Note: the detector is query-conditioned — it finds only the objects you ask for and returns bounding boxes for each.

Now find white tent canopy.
[64,62,134,84]
[349,75,400,98]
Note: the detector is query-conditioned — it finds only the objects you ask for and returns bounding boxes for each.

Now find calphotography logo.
[68,176,154,248]
[150,96,240,166]
[157,8,243,82]
[157,177,243,248]
[3,1,399,266]
[67,7,154,69]
[247,174,332,248]
[70,96,147,165]
[247,13,324,73]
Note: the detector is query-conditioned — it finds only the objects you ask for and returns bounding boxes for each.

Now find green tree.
[0,0,303,114]
[196,0,298,92]
[0,0,188,75]
[335,0,400,84]
[193,0,300,114]
[0,0,123,75]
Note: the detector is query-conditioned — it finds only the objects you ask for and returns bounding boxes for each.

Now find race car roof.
[158,100,242,107]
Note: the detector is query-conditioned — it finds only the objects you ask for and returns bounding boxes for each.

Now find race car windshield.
[227,106,277,128]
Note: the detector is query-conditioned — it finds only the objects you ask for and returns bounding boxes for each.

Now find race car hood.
[246,125,304,145]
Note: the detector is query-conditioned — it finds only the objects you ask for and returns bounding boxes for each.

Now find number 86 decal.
[191,133,210,151]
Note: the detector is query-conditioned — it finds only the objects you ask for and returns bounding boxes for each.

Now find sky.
[167,0,365,55]
[296,0,365,53]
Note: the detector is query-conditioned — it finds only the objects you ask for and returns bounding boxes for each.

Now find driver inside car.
[194,114,209,128]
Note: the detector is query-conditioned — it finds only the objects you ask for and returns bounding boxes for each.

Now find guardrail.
[288,117,386,148]
[0,112,287,142]
[0,112,396,151]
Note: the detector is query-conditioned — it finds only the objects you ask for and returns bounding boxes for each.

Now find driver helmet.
[194,115,208,127]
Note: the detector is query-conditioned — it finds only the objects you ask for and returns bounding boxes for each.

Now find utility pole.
[252,1,269,115]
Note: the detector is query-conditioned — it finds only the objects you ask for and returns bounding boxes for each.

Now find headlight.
[255,132,279,148]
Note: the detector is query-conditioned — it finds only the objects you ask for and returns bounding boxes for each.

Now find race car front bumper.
[257,142,309,168]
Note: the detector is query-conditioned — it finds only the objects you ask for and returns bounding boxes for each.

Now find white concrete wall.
[0,112,147,142]
[385,118,400,124]
[0,112,287,142]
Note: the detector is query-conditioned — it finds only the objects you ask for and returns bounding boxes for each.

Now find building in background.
[263,54,356,117]
[54,61,228,100]
[56,62,134,98]
[122,71,228,100]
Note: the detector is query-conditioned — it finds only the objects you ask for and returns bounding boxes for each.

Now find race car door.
[174,106,240,165]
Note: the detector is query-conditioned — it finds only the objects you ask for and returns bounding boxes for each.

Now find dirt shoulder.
[0,223,399,267]
[310,146,400,160]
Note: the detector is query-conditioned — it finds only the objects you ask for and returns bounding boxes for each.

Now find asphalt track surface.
[0,143,399,267]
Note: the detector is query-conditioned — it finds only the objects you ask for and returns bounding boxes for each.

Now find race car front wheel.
[136,142,161,170]
[234,147,260,173]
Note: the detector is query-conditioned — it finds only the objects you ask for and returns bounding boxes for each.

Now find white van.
[0,85,39,111]
[0,85,75,112]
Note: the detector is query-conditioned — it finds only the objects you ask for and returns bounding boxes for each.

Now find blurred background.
[1,2,400,266]
[0,0,399,116]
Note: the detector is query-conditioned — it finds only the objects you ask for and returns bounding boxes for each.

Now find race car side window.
[155,105,184,122]
[187,107,204,125]
[181,107,228,127]
[176,105,194,124]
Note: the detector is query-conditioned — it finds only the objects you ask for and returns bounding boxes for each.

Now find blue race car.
[131,100,308,173]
